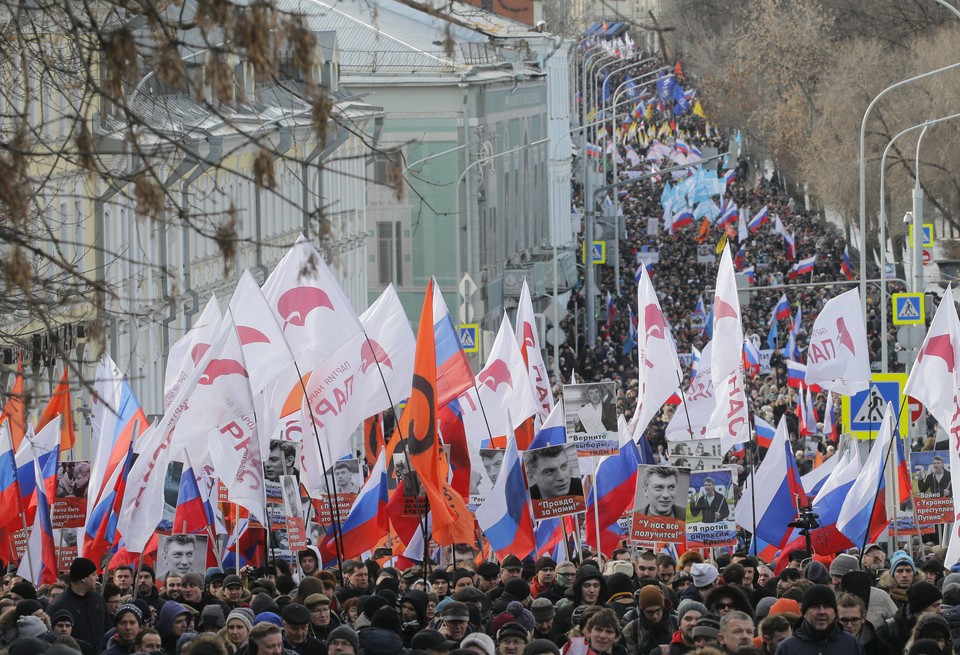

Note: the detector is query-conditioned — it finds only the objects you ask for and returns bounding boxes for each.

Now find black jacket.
[775,619,865,655]
[45,587,110,649]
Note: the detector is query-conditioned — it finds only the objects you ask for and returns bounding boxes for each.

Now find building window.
[377,221,402,286]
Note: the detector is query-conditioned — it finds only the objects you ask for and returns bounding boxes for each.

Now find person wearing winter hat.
[10,581,37,601]
[623,585,673,655]
[280,603,321,655]
[907,638,949,655]
[603,573,636,621]
[878,581,943,655]
[704,585,754,621]
[552,567,604,634]
[828,554,860,588]
[46,557,109,649]
[528,598,558,645]
[222,609,252,650]
[495,622,529,655]
[522,639,559,655]
[326,625,359,655]
[102,604,143,655]
[530,558,556,600]
[906,613,951,655]
[666,600,706,654]
[880,551,916,608]
[461,632,496,655]
[803,561,830,586]
[775,585,860,655]
[197,606,225,633]
[157,602,192,655]
[691,615,721,649]
[439,600,473,644]
[680,563,718,603]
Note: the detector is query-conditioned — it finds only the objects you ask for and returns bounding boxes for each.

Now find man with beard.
[135,567,164,619]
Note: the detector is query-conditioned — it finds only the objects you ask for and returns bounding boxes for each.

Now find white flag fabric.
[260,234,363,371]
[516,281,554,423]
[737,212,748,243]
[164,295,221,410]
[706,246,750,452]
[666,341,715,441]
[903,287,960,563]
[116,421,166,553]
[228,270,294,395]
[837,403,896,546]
[628,264,682,441]
[804,289,870,394]
[461,315,539,443]
[300,285,415,497]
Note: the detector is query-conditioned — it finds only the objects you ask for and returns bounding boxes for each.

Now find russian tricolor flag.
[719,201,738,228]
[535,518,565,560]
[585,441,640,556]
[323,450,389,561]
[17,444,58,585]
[771,294,791,323]
[784,232,797,260]
[0,423,20,530]
[754,417,776,450]
[606,291,616,328]
[748,205,769,232]
[807,447,861,553]
[723,169,736,186]
[673,206,694,229]
[742,339,760,377]
[475,434,535,558]
[786,360,807,388]
[735,417,806,550]
[742,265,755,284]
[734,245,746,269]
[173,466,215,534]
[837,403,897,547]
[432,281,475,406]
[789,254,817,279]
[841,247,854,281]
[529,402,566,450]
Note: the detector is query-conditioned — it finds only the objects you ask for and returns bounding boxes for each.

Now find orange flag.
[695,218,711,244]
[402,280,474,546]
[36,366,76,451]
[363,413,385,470]
[0,360,25,451]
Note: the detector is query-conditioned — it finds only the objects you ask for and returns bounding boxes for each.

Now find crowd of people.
[3,544,960,655]
[548,50,939,472]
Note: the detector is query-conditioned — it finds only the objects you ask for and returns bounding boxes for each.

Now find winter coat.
[774,619,865,655]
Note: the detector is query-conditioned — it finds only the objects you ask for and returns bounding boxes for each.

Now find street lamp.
[858,0,960,325]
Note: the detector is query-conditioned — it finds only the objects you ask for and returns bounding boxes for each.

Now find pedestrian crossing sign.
[459,324,479,353]
[892,293,924,325]
[908,223,935,248]
[841,373,908,439]
[581,241,606,264]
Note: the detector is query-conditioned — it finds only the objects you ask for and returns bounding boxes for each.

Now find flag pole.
[857,404,904,566]
[235,502,240,577]
[675,370,695,440]
[8,427,35,577]
[591,457,602,558]
[359,331,431,564]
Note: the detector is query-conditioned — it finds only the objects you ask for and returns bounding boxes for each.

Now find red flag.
[402,281,474,546]
[1,361,25,452]
[36,366,76,451]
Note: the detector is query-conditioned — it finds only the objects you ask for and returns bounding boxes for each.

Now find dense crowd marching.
[4,29,958,655]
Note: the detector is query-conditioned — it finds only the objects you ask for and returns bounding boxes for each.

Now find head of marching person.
[784,584,861,651]
[499,555,524,585]
[249,623,284,655]
[281,603,315,649]
[716,611,754,655]
[113,565,135,596]
[882,550,916,599]
[495,622,528,655]
[336,560,371,603]
[112,603,145,648]
[581,607,619,655]
[45,557,110,649]
[326,625,359,655]
[861,543,886,577]
[759,614,791,655]
[530,557,555,597]
[676,600,707,649]
[298,546,321,577]
[439,600,472,643]
[837,593,868,640]
[476,563,501,593]
[412,628,458,655]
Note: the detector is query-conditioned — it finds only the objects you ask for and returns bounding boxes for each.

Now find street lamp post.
[858,62,960,327]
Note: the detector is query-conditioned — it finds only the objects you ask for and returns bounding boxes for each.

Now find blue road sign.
[842,373,907,439]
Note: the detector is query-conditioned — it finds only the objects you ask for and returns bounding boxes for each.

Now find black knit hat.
[909,582,943,615]
[10,582,36,600]
[801,584,837,613]
[534,557,556,573]
[69,557,97,582]
[504,578,530,602]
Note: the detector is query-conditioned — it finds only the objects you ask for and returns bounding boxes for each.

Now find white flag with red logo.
[516,281,554,422]
[163,295,221,410]
[665,341,715,441]
[260,234,363,370]
[299,285,415,497]
[804,288,870,395]
[228,270,293,395]
[706,245,750,452]
[904,287,960,562]
[628,264,682,440]
[461,315,540,443]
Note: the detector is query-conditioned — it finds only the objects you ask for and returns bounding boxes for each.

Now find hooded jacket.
[157,602,191,655]
[554,568,606,635]
[357,626,405,655]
